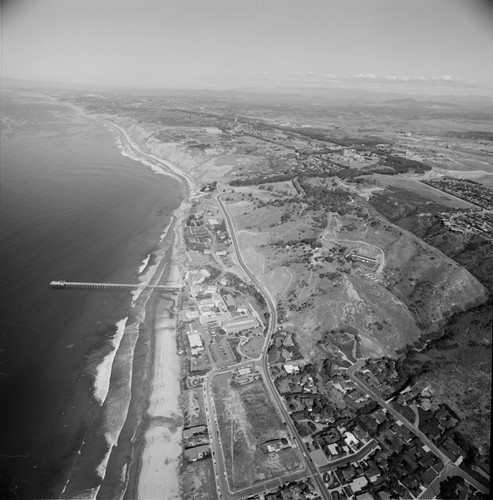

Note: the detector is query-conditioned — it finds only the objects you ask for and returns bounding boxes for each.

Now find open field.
[181,386,207,428]
[211,373,303,489]
[181,457,217,500]
[225,182,487,358]
[260,267,293,300]
[239,333,265,359]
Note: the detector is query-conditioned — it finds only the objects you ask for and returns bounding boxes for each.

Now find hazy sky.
[2,0,493,89]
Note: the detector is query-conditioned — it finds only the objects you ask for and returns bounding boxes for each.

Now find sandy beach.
[57,105,195,499]
[103,119,195,499]
[136,199,190,499]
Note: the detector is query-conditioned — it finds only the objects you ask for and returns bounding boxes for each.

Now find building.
[187,333,204,352]
[183,425,207,440]
[349,476,369,494]
[225,316,260,335]
[184,444,210,462]
[284,364,300,375]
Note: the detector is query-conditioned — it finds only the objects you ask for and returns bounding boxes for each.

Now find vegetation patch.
[212,374,302,489]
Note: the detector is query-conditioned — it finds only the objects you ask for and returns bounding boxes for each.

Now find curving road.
[213,194,331,499]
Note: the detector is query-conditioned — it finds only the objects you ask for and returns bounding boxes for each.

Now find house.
[419,452,436,469]
[442,438,466,459]
[327,443,340,456]
[183,425,207,440]
[365,464,381,482]
[341,465,357,482]
[352,424,370,442]
[349,476,368,494]
[184,444,210,462]
[372,409,387,425]
[344,431,359,450]
[420,468,438,487]
[394,422,413,443]
[284,364,300,375]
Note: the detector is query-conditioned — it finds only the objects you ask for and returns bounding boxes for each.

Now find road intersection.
[198,193,489,499]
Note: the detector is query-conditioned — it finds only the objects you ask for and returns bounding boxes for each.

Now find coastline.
[102,114,194,498]
[50,99,195,499]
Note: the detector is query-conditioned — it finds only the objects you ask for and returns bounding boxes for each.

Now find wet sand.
[105,121,194,499]
[135,202,189,499]
[61,104,194,498]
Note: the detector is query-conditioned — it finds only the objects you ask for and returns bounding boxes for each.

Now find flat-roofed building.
[183,425,207,439]
[349,476,369,493]
[187,333,203,350]
[225,316,260,335]
[184,444,210,462]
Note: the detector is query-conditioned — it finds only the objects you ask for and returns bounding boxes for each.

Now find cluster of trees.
[445,130,493,141]
[382,155,432,174]
[200,180,217,192]
[230,173,297,186]
[225,273,266,306]
[272,237,322,249]
[297,177,353,214]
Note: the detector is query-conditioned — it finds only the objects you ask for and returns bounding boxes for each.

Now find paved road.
[214,194,331,500]
[318,440,380,474]
[347,361,451,464]
[419,462,490,499]
[347,362,489,496]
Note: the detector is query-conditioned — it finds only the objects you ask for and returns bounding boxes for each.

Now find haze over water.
[0,91,182,498]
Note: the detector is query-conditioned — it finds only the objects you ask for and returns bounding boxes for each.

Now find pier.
[50,280,181,292]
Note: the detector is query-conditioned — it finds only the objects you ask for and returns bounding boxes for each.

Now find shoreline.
[54,100,194,499]
[105,116,193,498]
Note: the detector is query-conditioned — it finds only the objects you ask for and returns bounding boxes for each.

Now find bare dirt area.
[212,374,303,490]
[181,458,217,500]
[181,386,207,428]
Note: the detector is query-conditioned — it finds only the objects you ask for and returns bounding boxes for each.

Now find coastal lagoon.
[0,90,184,498]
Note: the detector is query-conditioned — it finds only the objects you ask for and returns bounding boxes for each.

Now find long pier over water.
[50,280,181,292]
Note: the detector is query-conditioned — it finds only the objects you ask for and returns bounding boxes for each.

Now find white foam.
[136,254,150,275]
[93,317,128,405]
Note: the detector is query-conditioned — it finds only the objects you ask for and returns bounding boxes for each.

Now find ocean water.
[0,90,184,499]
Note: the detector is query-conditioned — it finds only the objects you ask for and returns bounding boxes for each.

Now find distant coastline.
[98,113,192,499]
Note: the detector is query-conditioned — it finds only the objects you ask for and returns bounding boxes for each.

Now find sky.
[2,0,493,90]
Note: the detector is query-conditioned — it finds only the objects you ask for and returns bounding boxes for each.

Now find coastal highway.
[215,194,331,500]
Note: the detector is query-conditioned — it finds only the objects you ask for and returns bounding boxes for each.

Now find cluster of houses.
[184,211,230,255]
[182,425,211,463]
[438,209,493,241]
[423,177,493,211]
[323,408,444,499]
[355,359,399,399]
[233,365,261,386]
[248,478,319,500]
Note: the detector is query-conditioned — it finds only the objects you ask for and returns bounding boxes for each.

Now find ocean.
[0,90,184,499]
